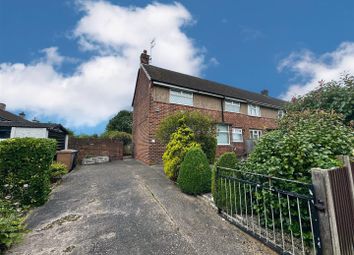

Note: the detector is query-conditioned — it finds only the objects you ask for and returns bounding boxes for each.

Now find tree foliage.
[106,110,132,133]
[162,121,201,181]
[177,148,211,195]
[286,74,354,126]
[157,111,217,163]
[100,131,132,145]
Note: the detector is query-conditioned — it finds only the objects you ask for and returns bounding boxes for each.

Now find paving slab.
[7,159,275,255]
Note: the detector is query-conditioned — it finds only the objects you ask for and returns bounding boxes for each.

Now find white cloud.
[0,1,204,127]
[279,42,354,100]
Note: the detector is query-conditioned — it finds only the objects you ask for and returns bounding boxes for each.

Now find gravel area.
[7,159,275,255]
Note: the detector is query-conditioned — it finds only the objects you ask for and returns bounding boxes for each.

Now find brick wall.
[132,68,153,164]
[68,137,123,163]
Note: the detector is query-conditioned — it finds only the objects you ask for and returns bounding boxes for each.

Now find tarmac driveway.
[8,159,274,255]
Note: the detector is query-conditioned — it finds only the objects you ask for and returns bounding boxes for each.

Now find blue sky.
[1,0,354,135]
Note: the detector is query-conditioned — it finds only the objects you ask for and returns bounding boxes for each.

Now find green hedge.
[177,148,211,195]
[0,138,57,206]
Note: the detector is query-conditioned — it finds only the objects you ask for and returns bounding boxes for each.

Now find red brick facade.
[132,67,278,165]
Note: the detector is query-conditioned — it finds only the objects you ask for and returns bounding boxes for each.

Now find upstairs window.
[232,128,243,142]
[216,124,230,145]
[170,89,193,106]
[248,104,260,117]
[225,100,241,113]
[249,129,262,140]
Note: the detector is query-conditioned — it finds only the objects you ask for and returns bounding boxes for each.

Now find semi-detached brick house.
[132,50,286,165]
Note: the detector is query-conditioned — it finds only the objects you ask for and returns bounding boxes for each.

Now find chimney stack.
[0,103,6,110]
[140,50,150,65]
[19,112,26,119]
[261,89,269,96]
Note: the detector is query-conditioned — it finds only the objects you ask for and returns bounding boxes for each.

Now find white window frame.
[249,129,262,140]
[216,124,230,145]
[232,128,243,142]
[248,104,261,117]
[224,100,241,113]
[169,89,193,106]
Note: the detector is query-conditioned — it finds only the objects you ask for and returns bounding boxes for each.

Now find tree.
[157,111,217,163]
[106,110,132,133]
[245,110,353,182]
[286,74,354,126]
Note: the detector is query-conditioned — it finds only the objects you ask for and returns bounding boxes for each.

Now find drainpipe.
[221,97,225,123]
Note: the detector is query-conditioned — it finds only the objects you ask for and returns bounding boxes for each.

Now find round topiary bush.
[177,148,211,195]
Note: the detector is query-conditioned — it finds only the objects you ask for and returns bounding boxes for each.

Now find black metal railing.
[215,166,322,255]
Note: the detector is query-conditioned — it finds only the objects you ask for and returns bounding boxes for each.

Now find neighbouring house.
[132,50,286,165]
[0,103,69,150]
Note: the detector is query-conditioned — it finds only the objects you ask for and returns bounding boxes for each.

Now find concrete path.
[8,159,274,255]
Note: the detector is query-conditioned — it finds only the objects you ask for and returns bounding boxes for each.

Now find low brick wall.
[68,137,123,163]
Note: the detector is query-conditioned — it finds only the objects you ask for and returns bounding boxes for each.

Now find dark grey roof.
[143,64,286,109]
[0,121,68,133]
[0,108,31,122]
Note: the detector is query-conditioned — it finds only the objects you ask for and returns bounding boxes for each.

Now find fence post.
[338,155,354,206]
[311,168,341,255]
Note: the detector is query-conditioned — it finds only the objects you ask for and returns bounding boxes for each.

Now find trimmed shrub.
[211,152,239,207]
[0,200,26,252]
[0,138,57,206]
[198,135,217,164]
[100,131,132,145]
[156,111,217,163]
[177,148,211,195]
[162,122,201,181]
[49,162,68,182]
